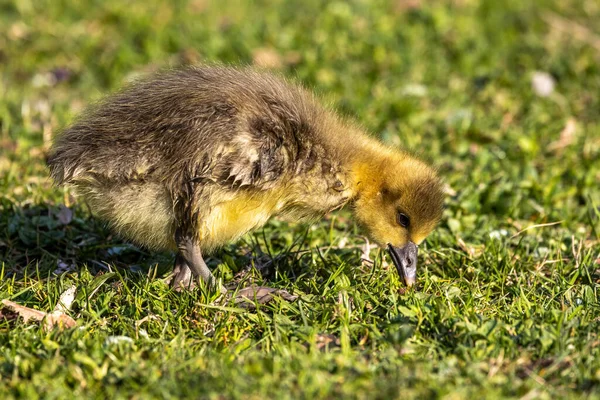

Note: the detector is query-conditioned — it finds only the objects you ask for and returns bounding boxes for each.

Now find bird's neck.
[346,141,395,201]
[323,123,405,205]
[348,159,385,201]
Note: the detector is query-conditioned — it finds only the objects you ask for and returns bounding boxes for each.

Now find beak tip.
[387,242,418,287]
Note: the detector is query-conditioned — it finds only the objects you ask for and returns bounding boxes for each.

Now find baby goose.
[48,66,444,292]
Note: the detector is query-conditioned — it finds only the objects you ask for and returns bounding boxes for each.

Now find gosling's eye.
[397,212,410,228]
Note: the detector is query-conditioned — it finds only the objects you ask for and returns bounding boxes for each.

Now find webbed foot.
[171,254,195,291]
[173,230,227,294]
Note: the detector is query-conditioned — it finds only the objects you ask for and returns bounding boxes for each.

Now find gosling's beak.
[387,242,418,287]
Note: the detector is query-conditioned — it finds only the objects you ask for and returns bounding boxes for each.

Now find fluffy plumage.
[48,66,444,289]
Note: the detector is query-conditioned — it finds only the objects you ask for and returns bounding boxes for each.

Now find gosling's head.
[353,154,444,286]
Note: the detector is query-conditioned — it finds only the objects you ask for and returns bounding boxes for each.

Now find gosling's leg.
[171,254,195,290]
[174,231,227,294]
[171,231,296,306]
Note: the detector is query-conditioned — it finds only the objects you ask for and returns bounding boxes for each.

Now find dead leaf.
[252,48,282,69]
[548,118,577,153]
[53,285,77,313]
[444,183,457,197]
[457,238,484,258]
[1,300,46,323]
[233,285,298,309]
[315,333,340,351]
[1,299,76,330]
[43,312,77,330]
[361,237,373,266]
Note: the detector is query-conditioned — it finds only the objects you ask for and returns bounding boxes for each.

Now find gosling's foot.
[174,230,227,294]
[171,254,196,291]
[233,284,298,309]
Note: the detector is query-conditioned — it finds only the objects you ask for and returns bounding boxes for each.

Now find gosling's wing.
[184,75,327,191]
[187,114,298,191]
[48,66,326,192]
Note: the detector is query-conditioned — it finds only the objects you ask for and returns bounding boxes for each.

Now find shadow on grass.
[0,200,172,281]
[0,199,368,287]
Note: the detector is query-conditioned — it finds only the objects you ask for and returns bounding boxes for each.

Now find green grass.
[1,0,599,398]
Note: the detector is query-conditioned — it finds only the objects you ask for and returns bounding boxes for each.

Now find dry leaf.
[315,333,340,350]
[1,300,47,323]
[234,285,298,309]
[53,285,77,313]
[361,237,373,266]
[548,118,577,153]
[1,299,76,330]
[252,48,282,69]
[457,238,485,258]
[444,183,457,197]
[43,312,77,330]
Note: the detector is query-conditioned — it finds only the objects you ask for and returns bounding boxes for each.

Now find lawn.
[1,0,599,398]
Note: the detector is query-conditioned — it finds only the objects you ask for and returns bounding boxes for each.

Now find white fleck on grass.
[489,229,509,240]
[400,83,428,97]
[532,71,555,97]
[534,247,550,258]
[104,336,134,346]
[31,72,56,88]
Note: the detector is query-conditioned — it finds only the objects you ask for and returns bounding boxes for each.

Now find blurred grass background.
[1,0,599,398]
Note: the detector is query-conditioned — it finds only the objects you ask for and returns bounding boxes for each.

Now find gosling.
[47,66,444,292]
